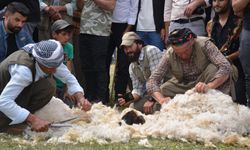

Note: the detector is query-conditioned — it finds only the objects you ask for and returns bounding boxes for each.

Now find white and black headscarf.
[22,39,64,68]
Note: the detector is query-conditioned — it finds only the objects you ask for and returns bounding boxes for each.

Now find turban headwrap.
[22,39,64,68]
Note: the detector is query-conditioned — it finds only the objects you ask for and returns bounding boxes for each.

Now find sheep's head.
[121,110,145,125]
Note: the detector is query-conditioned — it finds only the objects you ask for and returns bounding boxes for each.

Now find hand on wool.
[77,97,92,111]
[195,82,210,93]
[73,92,92,111]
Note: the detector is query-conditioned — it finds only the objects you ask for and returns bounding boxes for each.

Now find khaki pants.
[0,78,56,129]
[160,64,231,98]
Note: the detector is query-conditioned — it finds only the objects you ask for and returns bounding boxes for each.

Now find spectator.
[147,28,235,106]
[232,0,250,103]
[0,2,33,62]
[0,40,91,132]
[207,0,246,105]
[106,0,139,102]
[164,0,209,42]
[0,0,41,42]
[78,0,115,105]
[118,32,168,114]
[51,19,76,107]
[38,0,75,40]
[135,0,165,51]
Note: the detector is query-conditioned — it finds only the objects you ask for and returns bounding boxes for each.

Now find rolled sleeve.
[65,3,74,16]
[39,0,48,11]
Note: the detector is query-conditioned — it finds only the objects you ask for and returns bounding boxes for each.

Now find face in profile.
[123,42,141,62]
[38,63,57,75]
[5,12,27,33]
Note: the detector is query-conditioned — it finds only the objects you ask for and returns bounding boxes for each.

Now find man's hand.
[118,96,126,106]
[184,2,197,17]
[160,28,166,41]
[73,92,92,111]
[195,82,210,93]
[26,114,50,132]
[158,97,171,105]
[77,97,91,111]
[117,94,130,107]
[143,100,155,114]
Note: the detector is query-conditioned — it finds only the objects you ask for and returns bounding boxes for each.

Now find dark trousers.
[234,61,247,105]
[79,34,109,104]
[240,28,250,102]
[107,23,131,100]
[0,78,56,129]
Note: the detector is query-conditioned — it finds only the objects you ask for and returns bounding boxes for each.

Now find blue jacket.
[0,20,34,62]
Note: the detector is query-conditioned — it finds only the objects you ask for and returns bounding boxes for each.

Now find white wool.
[25,90,250,147]
[138,139,152,148]
[34,97,77,122]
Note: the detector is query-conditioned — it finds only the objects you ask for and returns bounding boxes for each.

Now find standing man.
[0,40,91,132]
[38,0,76,40]
[0,2,33,62]
[164,0,209,42]
[118,32,169,114]
[78,0,115,105]
[207,0,246,105]
[147,28,234,106]
[135,0,165,51]
[106,0,139,102]
[232,0,250,104]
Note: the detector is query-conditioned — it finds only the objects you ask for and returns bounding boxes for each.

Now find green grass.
[0,133,248,150]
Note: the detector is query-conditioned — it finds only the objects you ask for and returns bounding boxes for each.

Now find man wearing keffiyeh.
[146,28,236,106]
[0,39,91,133]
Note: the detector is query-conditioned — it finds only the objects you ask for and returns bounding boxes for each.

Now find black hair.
[54,25,74,34]
[5,2,30,17]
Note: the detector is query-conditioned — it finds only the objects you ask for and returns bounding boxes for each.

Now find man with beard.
[118,32,170,114]
[206,0,246,105]
[0,2,33,62]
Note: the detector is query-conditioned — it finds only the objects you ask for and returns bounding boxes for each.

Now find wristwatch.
[148,97,156,102]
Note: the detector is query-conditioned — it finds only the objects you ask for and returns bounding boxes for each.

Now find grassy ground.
[0,133,249,150]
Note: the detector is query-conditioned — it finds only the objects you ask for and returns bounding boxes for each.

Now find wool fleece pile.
[23,89,250,147]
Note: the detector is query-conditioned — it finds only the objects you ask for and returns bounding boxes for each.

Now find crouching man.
[118,32,171,114]
[0,40,91,132]
[147,28,235,106]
